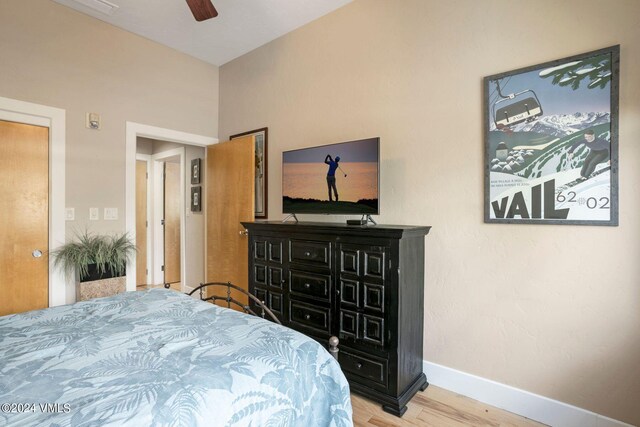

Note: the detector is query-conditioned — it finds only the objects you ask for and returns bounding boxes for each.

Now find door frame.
[0,96,67,306]
[135,154,152,285]
[125,122,217,293]
[151,148,184,288]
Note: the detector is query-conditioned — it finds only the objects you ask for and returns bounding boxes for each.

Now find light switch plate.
[89,208,99,220]
[65,208,75,221]
[104,207,118,220]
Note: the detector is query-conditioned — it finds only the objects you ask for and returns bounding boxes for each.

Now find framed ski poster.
[484,45,619,226]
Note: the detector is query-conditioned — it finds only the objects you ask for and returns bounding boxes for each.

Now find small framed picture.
[191,186,201,212]
[191,158,201,185]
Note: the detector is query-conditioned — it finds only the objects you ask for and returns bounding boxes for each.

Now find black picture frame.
[484,45,619,226]
[191,186,201,212]
[230,127,268,219]
[191,158,201,185]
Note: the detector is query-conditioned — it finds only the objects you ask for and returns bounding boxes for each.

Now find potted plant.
[51,231,137,301]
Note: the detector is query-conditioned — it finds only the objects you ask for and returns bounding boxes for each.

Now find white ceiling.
[52,0,353,66]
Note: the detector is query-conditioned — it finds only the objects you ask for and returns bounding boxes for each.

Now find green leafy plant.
[51,231,137,280]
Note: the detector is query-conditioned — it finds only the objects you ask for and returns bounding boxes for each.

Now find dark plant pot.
[80,263,125,282]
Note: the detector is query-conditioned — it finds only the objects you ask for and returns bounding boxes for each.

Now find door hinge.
[161,265,165,272]
[146,172,148,179]
[145,220,148,228]
[161,219,165,226]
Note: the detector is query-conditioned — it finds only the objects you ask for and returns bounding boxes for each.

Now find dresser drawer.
[340,349,388,387]
[250,287,284,322]
[290,240,331,267]
[252,239,284,264]
[290,270,330,301]
[289,301,330,334]
[252,265,284,289]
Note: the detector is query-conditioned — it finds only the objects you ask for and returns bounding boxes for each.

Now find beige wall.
[0,0,219,236]
[219,0,640,424]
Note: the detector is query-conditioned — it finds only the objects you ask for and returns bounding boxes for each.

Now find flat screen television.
[282,137,379,215]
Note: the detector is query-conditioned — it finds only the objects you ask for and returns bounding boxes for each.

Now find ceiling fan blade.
[185,0,218,22]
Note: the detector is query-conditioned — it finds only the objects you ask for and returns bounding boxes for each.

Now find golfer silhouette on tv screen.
[324,154,340,202]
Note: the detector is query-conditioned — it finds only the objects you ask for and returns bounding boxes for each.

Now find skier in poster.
[567,130,610,182]
[324,154,340,201]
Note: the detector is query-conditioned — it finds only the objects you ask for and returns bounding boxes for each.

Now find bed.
[0,288,352,426]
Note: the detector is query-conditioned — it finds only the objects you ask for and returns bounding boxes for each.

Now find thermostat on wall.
[86,112,101,130]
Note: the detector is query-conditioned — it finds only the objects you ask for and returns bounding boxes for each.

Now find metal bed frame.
[188,282,339,360]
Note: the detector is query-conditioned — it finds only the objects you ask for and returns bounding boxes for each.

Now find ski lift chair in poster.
[492,86,543,129]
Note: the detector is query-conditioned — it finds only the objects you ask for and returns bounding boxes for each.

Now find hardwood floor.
[136,282,182,291]
[352,386,547,426]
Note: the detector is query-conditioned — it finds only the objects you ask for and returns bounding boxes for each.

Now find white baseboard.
[423,361,634,427]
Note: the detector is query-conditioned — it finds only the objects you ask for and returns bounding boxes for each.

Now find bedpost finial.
[329,336,339,361]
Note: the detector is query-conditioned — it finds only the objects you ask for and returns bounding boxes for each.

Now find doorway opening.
[126,122,216,293]
[135,136,207,292]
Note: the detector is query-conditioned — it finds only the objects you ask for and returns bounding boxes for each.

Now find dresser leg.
[382,403,407,417]
[381,374,428,417]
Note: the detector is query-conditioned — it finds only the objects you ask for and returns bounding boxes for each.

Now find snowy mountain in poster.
[489,112,610,136]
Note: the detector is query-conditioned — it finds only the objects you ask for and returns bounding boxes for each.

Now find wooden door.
[164,162,181,286]
[0,120,49,315]
[135,160,148,286]
[207,136,254,307]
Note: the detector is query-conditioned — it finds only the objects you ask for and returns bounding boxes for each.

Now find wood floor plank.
[417,398,499,426]
[368,417,407,427]
[417,387,544,427]
[352,385,548,427]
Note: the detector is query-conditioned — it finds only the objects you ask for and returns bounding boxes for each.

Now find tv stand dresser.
[241,221,431,416]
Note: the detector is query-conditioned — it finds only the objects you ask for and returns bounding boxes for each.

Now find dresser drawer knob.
[304,283,311,289]
[356,362,363,370]
[304,314,311,320]
[305,251,311,257]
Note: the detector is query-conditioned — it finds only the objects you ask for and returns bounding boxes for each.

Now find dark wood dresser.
[241,221,431,416]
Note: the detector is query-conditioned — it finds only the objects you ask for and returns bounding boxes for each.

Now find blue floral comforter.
[0,289,352,426]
